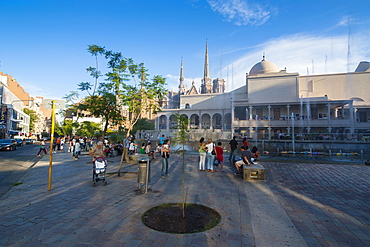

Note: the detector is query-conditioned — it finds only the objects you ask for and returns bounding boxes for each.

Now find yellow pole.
[47,100,56,191]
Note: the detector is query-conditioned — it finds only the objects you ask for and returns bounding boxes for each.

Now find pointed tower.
[179,58,186,95]
[201,41,213,94]
[212,78,226,93]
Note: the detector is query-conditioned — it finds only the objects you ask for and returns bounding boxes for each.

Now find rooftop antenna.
[232,64,234,90]
[220,46,223,78]
[312,59,314,75]
[226,65,229,91]
[347,16,352,72]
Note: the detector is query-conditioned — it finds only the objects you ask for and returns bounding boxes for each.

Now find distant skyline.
[1,0,369,100]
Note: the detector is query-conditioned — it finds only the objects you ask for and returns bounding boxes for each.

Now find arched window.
[185,103,190,109]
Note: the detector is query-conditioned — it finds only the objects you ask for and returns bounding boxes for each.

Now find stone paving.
[0,150,369,246]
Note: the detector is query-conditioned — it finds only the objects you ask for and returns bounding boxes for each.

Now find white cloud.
[207,0,272,26]
[222,32,370,90]
[165,31,370,94]
[165,74,202,93]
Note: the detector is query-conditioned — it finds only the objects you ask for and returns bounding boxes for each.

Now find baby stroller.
[93,157,107,186]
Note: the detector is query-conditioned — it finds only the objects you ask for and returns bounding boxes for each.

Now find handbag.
[211,143,216,155]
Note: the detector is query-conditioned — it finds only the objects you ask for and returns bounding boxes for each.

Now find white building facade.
[0,84,30,139]
[156,49,370,141]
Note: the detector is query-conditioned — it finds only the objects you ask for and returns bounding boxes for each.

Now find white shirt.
[75,142,81,152]
[206,143,215,153]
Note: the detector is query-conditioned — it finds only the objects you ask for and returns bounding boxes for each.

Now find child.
[156,143,162,158]
[251,146,260,162]
[214,142,224,172]
[140,143,146,154]
[146,142,155,159]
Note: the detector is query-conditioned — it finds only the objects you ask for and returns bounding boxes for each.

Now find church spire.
[204,41,210,80]
[179,58,186,95]
[201,40,212,94]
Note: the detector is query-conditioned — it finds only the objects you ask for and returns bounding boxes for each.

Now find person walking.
[206,139,216,172]
[60,138,65,152]
[214,142,224,172]
[73,140,81,160]
[229,136,238,163]
[198,137,207,171]
[36,140,47,157]
[161,140,171,178]
[123,136,130,159]
[242,137,249,149]
[89,141,106,160]
[56,137,61,151]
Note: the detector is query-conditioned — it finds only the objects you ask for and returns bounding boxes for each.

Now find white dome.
[249,57,280,75]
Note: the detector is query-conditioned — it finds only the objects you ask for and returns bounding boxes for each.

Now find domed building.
[249,56,280,75]
[155,44,370,142]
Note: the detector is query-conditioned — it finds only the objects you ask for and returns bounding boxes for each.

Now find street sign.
[43,99,65,109]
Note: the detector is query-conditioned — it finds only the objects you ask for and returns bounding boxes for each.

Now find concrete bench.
[243,163,266,180]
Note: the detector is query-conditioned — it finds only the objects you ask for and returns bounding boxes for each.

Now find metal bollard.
[137,159,150,193]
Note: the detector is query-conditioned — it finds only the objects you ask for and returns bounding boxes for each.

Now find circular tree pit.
[142,203,221,234]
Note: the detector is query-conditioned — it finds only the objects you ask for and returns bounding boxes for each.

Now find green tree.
[132,118,154,134]
[23,108,38,133]
[67,45,167,141]
[172,113,189,217]
[53,121,63,137]
[60,119,79,138]
[76,121,101,137]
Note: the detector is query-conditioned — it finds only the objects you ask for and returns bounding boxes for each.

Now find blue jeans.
[206,153,215,171]
[162,157,169,176]
[229,149,236,162]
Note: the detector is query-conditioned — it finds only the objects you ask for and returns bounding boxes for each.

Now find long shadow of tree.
[141,113,221,233]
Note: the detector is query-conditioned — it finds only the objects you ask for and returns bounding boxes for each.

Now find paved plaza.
[0,150,369,246]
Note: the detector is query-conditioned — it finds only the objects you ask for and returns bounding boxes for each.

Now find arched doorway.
[159,115,167,130]
[201,114,211,130]
[212,113,222,129]
[224,113,231,130]
[169,115,178,129]
[190,114,200,129]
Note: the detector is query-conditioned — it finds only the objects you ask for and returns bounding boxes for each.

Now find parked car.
[15,138,24,146]
[0,139,18,151]
[25,139,35,144]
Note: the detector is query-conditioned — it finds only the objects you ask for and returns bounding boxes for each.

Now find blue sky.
[1,0,370,100]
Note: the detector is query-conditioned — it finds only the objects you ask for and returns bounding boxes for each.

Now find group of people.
[229,136,261,175]
[198,138,225,172]
[124,135,171,179]
[36,132,262,180]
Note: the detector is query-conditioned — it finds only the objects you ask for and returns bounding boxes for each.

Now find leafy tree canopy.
[132,118,155,135]
[23,108,38,133]
[64,45,167,140]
